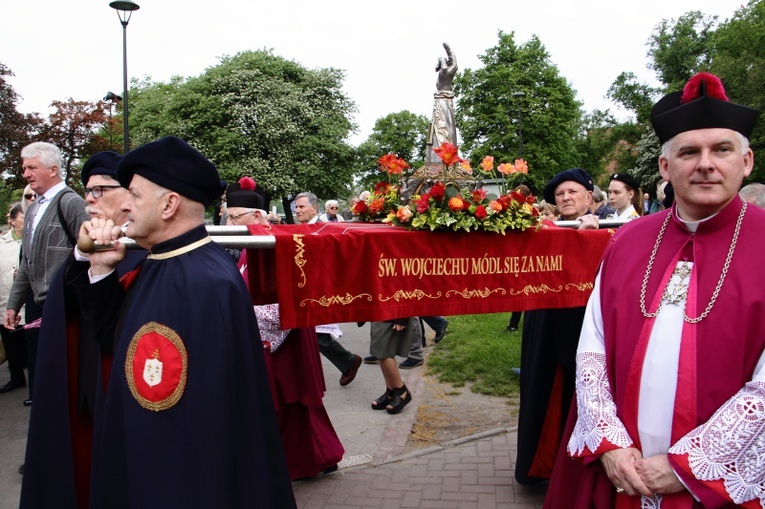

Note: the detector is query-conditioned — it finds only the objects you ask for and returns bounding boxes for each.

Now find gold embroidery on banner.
[125,322,188,412]
[565,282,594,292]
[379,289,443,302]
[508,284,564,295]
[301,293,374,308]
[293,234,307,288]
[446,287,507,299]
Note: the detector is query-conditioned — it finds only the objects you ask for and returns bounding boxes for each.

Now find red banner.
[246,223,613,329]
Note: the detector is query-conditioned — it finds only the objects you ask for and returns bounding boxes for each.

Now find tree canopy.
[129,50,358,210]
[454,31,584,194]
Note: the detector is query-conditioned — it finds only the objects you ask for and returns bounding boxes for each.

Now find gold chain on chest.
[639,201,746,323]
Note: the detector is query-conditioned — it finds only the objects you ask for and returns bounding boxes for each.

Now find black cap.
[543,168,594,204]
[650,72,759,145]
[117,136,226,207]
[226,177,269,210]
[81,151,122,186]
[610,173,641,191]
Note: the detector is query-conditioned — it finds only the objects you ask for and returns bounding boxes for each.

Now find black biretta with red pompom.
[226,176,269,210]
[650,72,759,145]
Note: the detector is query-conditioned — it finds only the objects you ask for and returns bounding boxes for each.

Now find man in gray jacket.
[3,142,88,407]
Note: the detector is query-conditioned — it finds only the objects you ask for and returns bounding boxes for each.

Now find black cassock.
[58,225,293,508]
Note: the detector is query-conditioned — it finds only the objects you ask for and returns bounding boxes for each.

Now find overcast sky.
[2,0,746,146]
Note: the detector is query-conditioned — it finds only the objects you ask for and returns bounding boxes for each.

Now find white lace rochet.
[568,351,633,456]
[669,380,765,507]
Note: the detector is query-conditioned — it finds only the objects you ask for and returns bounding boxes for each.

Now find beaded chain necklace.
[639,199,747,324]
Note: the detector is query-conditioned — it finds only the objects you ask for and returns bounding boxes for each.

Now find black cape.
[79,226,294,508]
[20,250,146,509]
[515,306,585,485]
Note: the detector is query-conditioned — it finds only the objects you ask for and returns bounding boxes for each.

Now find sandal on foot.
[371,389,393,410]
[386,385,412,414]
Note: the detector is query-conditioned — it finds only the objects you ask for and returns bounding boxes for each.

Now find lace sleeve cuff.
[668,380,765,507]
[568,351,633,457]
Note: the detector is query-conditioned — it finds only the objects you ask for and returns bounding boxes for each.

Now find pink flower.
[396,206,413,223]
[480,156,494,172]
[514,159,528,174]
[471,189,487,202]
[497,163,516,175]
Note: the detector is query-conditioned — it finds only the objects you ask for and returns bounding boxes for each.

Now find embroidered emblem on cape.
[126,322,188,411]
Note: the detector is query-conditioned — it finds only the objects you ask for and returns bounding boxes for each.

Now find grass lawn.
[425,312,523,398]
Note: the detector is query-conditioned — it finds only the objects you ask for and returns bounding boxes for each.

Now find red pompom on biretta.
[681,72,728,104]
[238,176,257,191]
[650,71,759,144]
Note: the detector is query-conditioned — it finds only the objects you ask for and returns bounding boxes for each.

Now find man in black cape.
[20,151,147,508]
[71,137,295,508]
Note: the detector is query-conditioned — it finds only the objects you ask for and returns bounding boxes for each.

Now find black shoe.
[398,357,423,369]
[371,388,393,410]
[23,399,32,407]
[363,355,379,364]
[505,326,518,333]
[0,380,26,393]
[386,385,412,414]
[434,320,449,343]
[18,464,24,475]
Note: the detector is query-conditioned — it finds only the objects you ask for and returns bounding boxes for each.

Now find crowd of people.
[1,69,763,508]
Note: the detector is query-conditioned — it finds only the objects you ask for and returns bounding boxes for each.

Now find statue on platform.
[427,43,459,164]
[400,43,476,201]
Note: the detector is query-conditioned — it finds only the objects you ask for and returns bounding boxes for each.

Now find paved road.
[0,322,547,508]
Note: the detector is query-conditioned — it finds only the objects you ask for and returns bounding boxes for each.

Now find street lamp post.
[109,1,140,154]
[103,91,122,148]
[512,91,526,159]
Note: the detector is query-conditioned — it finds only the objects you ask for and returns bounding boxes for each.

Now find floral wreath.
[353,142,539,233]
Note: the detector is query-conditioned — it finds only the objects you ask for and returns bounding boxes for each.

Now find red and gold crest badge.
[125,322,188,412]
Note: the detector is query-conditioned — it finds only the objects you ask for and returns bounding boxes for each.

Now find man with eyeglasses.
[318,199,344,222]
[4,142,88,410]
[19,150,149,506]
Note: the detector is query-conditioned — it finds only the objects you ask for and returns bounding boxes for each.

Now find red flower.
[430,182,446,201]
[510,191,525,203]
[353,200,367,214]
[525,194,536,205]
[448,196,464,212]
[378,153,410,175]
[374,182,391,194]
[474,205,488,219]
[471,189,487,202]
[433,142,463,166]
[416,194,431,213]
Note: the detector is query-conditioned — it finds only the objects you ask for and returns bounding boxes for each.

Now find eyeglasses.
[227,210,256,223]
[328,207,338,210]
[24,194,34,200]
[84,185,122,199]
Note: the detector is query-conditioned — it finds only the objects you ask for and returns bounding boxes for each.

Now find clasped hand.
[601,448,685,498]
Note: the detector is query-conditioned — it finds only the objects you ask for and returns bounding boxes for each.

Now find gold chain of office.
[639,200,747,324]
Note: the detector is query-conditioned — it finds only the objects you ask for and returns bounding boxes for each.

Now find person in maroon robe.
[545,73,764,508]
[227,176,345,480]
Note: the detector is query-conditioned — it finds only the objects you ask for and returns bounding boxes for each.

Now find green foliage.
[425,313,521,398]
[711,0,765,182]
[129,50,358,207]
[606,73,660,125]
[630,129,663,195]
[648,11,718,90]
[354,111,429,192]
[454,32,584,194]
[576,110,646,187]
[0,62,41,190]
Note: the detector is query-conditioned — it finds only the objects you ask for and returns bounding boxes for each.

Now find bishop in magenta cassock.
[545,73,764,508]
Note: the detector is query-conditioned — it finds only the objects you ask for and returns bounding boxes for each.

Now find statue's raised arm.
[436,42,458,93]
